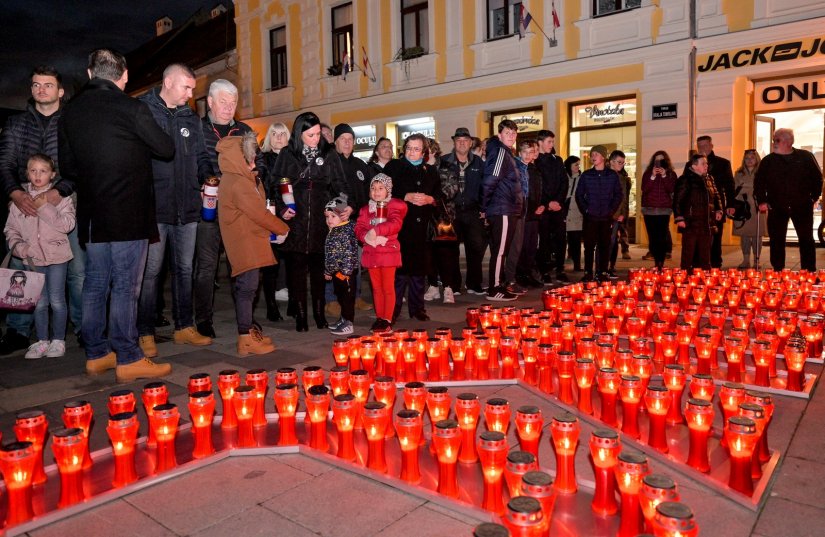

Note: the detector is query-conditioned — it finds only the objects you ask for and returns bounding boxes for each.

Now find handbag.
[730,185,751,225]
[431,199,458,241]
[0,253,45,313]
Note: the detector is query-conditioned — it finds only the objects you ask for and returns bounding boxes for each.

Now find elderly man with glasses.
[754,128,823,272]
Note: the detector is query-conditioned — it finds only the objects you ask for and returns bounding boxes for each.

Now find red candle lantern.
[51,427,87,508]
[245,368,269,429]
[382,338,400,380]
[455,392,480,464]
[275,367,298,386]
[574,358,596,415]
[150,403,180,473]
[62,400,93,470]
[784,342,807,391]
[749,339,771,387]
[537,343,556,394]
[218,369,240,430]
[615,451,650,537]
[550,413,579,494]
[400,338,417,382]
[720,382,746,446]
[484,398,511,435]
[723,337,745,383]
[500,336,518,379]
[474,336,491,380]
[478,431,509,514]
[521,338,539,386]
[660,331,678,366]
[274,383,299,446]
[142,384,169,448]
[349,369,371,431]
[403,381,427,413]
[653,501,698,537]
[232,385,257,448]
[348,335,362,370]
[615,348,634,375]
[504,451,537,499]
[188,390,216,458]
[640,474,680,533]
[619,375,643,439]
[521,471,556,529]
[426,387,452,452]
[645,385,671,453]
[395,409,423,484]
[302,365,325,396]
[449,337,467,381]
[188,372,212,395]
[556,351,576,405]
[800,315,824,358]
[745,391,774,464]
[466,306,480,329]
[595,342,614,370]
[688,374,715,402]
[502,496,547,536]
[515,406,543,459]
[662,365,686,425]
[13,410,48,485]
[0,441,37,526]
[372,376,397,439]
[332,394,358,461]
[675,322,693,365]
[332,338,350,368]
[693,334,714,375]
[306,385,331,452]
[590,429,621,516]
[725,416,758,495]
[414,329,430,376]
[432,419,462,497]
[425,337,442,381]
[108,389,136,416]
[361,338,377,379]
[597,367,620,427]
[329,366,350,397]
[633,355,654,394]
[106,412,139,487]
[362,401,390,473]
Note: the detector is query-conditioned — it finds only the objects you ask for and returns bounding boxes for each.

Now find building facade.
[232,0,825,242]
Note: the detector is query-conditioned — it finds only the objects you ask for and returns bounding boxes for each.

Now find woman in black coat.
[673,153,723,271]
[273,112,348,331]
[384,133,441,322]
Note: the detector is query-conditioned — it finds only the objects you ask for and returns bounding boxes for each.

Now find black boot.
[312,299,328,329]
[265,293,283,322]
[295,301,309,332]
[287,298,296,318]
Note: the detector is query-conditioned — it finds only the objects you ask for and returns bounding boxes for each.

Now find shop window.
[487,0,523,40]
[269,26,288,90]
[401,0,428,56]
[331,3,353,73]
[593,0,641,17]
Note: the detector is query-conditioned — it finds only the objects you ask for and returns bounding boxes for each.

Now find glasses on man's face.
[405,146,423,153]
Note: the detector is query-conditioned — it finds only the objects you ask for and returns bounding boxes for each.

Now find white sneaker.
[275,288,289,301]
[443,287,455,304]
[424,285,440,301]
[25,340,50,360]
[46,339,66,358]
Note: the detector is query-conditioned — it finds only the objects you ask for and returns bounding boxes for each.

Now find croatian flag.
[552,2,561,29]
[342,53,350,80]
[518,5,532,39]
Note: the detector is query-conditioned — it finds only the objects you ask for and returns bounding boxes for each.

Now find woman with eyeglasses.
[368,137,394,174]
[733,149,765,268]
[384,133,441,323]
[641,150,677,270]
[673,154,723,270]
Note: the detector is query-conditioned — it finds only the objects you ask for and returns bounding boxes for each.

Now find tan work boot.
[251,327,273,345]
[116,357,172,383]
[86,351,116,375]
[139,335,158,358]
[174,326,212,346]
[237,329,275,356]
[325,301,341,317]
[355,297,374,311]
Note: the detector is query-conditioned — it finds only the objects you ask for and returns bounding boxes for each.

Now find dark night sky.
[0,0,221,110]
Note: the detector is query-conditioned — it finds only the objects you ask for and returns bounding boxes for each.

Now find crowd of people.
[1,49,821,382]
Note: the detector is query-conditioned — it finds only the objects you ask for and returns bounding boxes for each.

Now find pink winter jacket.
[355,197,407,269]
[4,184,75,266]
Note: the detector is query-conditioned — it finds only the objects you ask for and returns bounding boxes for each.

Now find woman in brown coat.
[217,134,289,355]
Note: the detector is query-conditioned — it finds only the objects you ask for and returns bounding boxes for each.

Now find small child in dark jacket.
[325,193,359,335]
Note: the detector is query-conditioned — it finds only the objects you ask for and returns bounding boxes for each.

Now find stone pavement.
[1,242,824,536]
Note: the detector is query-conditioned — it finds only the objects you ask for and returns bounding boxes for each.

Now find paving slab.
[193,505,318,537]
[28,498,177,537]
[374,504,478,537]
[753,497,825,537]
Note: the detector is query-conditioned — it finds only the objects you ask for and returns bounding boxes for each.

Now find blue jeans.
[66,226,85,335]
[138,222,197,335]
[33,262,68,341]
[5,254,32,337]
[83,240,148,365]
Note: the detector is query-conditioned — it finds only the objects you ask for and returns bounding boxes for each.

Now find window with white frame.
[593,0,641,17]
[487,0,523,40]
[269,26,287,90]
[401,0,428,55]
[331,3,353,70]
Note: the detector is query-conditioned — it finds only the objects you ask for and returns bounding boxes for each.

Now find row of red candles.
[0,375,708,537]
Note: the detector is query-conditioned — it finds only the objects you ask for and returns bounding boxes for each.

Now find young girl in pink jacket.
[4,153,75,359]
[355,174,406,332]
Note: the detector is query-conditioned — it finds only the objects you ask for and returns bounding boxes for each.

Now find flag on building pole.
[342,53,350,80]
[361,45,377,82]
[552,2,561,29]
[518,5,533,40]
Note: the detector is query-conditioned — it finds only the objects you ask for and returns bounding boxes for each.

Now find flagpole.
[526,16,556,47]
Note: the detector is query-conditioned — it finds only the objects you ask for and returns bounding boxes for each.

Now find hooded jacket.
[483,136,523,217]
[216,137,289,277]
[4,182,75,266]
[140,88,215,225]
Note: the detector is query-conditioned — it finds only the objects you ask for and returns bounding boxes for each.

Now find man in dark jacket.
[0,66,85,354]
[59,48,174,381]
[137,64,215,359]
[696,135,734,268]
[193,79,254,338]
[535,130,569,284]
[441,127,487,294]
[575,145,623,281]
[483,119,522,301]
[754,128,823,272]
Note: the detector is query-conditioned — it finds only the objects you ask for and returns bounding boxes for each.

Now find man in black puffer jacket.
[137,64,215,358]
[483,119,523,301]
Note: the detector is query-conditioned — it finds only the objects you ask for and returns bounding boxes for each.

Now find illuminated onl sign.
[754,73,825,112]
